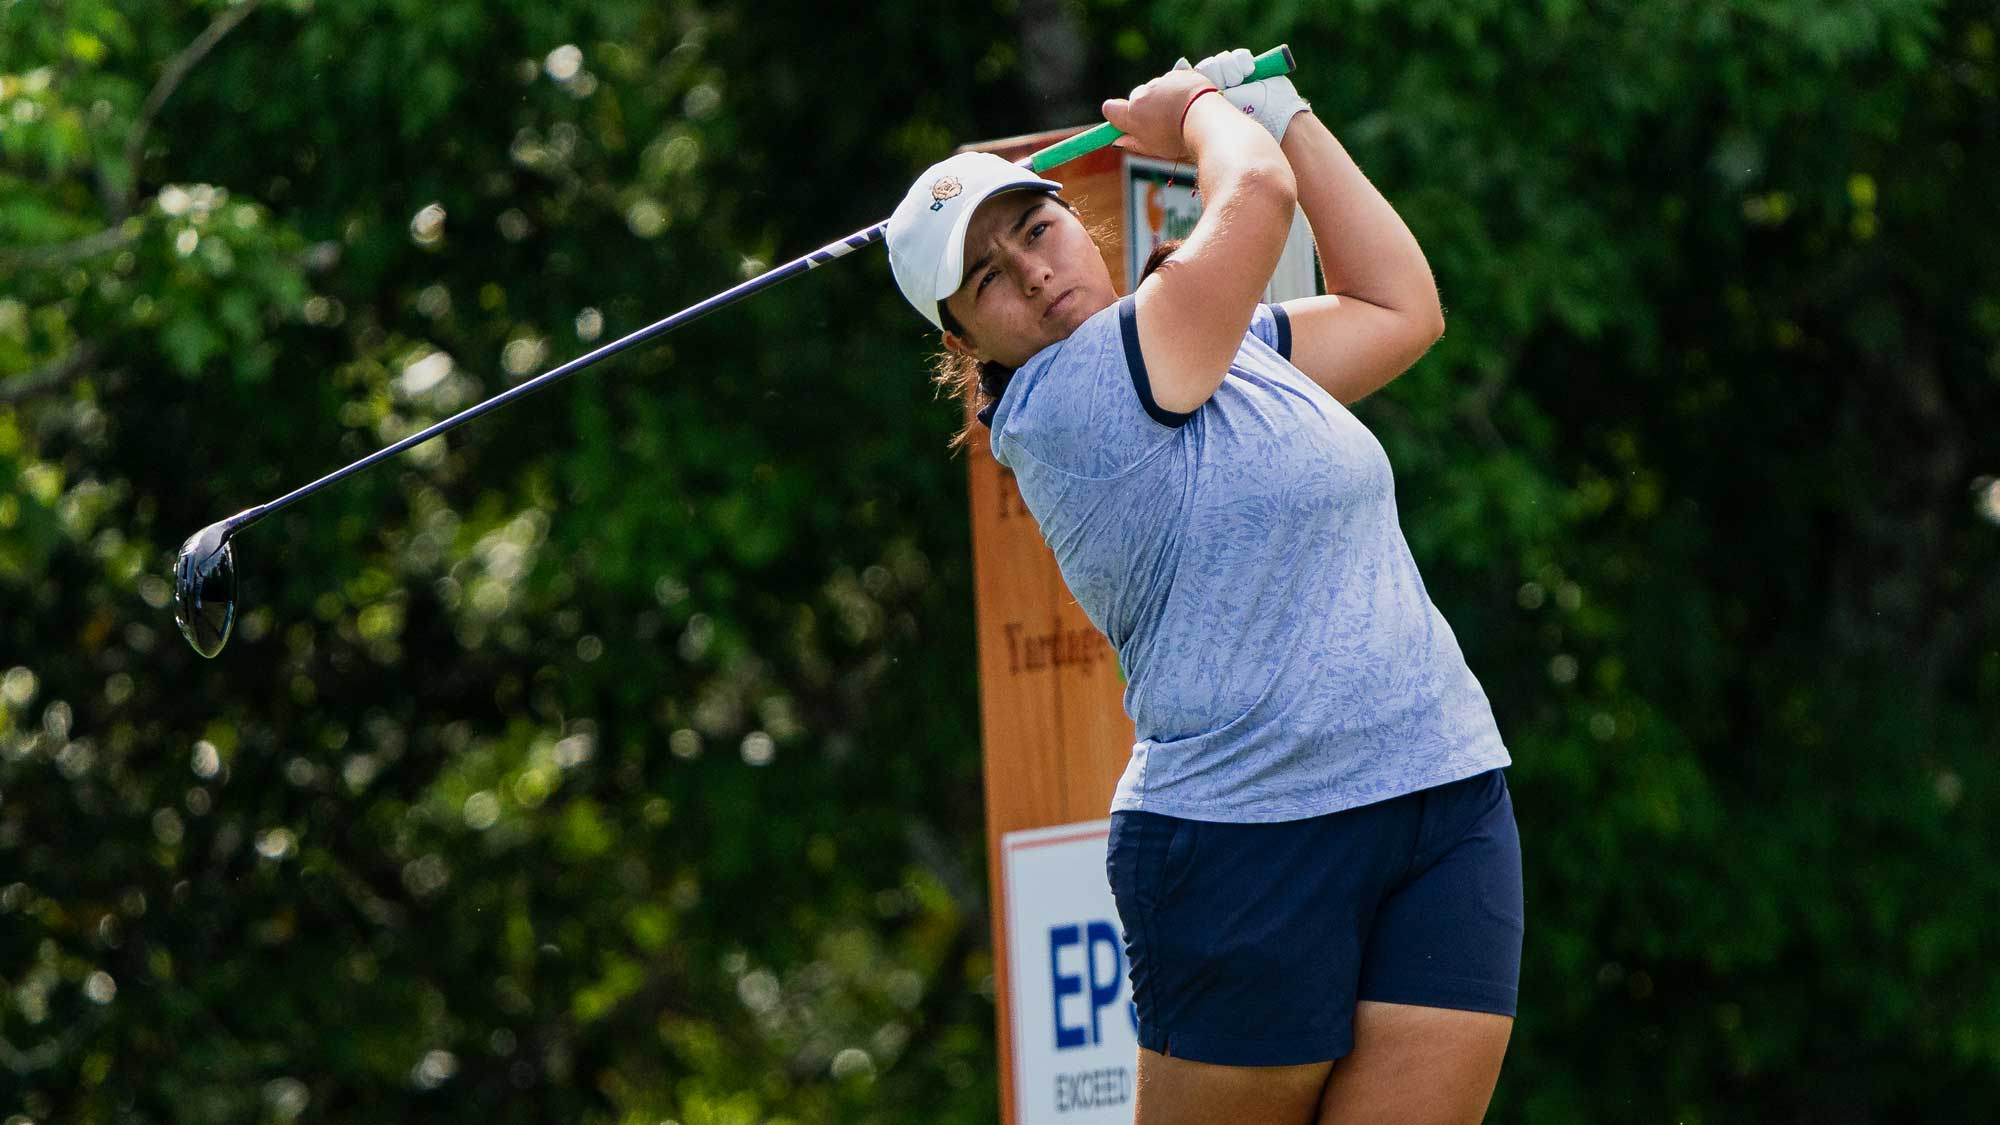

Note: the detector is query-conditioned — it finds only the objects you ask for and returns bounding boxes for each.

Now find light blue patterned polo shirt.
[985,295,1510,823]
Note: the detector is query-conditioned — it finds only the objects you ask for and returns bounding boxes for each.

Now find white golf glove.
[1174,47,1310,143]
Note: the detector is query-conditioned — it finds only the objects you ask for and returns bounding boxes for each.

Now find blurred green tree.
[1,0,1996,1122]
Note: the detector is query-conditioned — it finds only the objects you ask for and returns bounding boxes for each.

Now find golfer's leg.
[1320,769,1524,1123]
[1110,807,1384,1124]
[1136,1047,1333,1125]
[1313,1001,1511,1124]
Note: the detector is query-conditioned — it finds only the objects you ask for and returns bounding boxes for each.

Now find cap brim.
[930,177,1063,304]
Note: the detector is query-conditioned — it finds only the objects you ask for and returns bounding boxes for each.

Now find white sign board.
[1002,820,1136,1123]
[1124,155,1320,304]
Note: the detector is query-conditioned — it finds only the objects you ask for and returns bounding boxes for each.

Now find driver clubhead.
[173,521,237,658]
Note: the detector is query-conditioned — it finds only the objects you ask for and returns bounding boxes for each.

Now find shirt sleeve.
[1247,302,1293,360]
[994,295,1190,480]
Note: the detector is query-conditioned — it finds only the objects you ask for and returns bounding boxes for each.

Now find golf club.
[172,45,1298,657]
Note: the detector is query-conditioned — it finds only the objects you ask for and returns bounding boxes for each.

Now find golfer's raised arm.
[1276,110,1447,405]
[1101,73,1298,416]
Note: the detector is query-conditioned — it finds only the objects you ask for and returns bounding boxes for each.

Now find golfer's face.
[943,193,1112,368]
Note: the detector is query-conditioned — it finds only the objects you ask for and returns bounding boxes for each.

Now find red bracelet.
[1177,85,1222,144]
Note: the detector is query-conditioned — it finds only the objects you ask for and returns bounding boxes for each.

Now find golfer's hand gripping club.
[1173,47,1311,143]
[1023,44,1295,171]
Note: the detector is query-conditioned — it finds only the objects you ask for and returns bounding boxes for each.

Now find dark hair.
[930,202,1183,455]
[1140,238,1183,281]
[935,299,1015,434]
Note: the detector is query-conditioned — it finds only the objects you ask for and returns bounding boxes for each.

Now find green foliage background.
[2,0,1996,1121]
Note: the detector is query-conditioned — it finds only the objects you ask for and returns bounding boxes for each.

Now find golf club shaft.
[229,220,889,534]
[225,45,1295,536]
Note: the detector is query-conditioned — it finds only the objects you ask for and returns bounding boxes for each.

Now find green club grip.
[1024,44,1296,173]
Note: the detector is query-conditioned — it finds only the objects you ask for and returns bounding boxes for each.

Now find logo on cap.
[928,175,962,212]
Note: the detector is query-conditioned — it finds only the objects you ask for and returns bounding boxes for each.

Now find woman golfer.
[885,49,1522,1124]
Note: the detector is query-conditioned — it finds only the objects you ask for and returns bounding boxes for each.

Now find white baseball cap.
[886,151,1061,332]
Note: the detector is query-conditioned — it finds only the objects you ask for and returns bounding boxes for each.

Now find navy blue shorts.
[1105,768,1523,1067]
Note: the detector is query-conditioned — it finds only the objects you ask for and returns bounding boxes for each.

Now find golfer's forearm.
[1184,95,1298,225]
[1281,112,1440,320]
